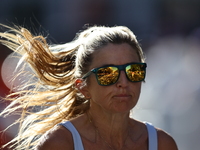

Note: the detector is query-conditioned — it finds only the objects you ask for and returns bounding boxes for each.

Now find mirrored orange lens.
[97,67,119,85]
[126,64,145,82]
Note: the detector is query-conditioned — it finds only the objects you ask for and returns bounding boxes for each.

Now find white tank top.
[60,121,158,150]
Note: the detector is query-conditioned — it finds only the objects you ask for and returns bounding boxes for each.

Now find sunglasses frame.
[82,62,147,86]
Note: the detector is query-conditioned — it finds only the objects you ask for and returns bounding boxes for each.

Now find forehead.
[91,43,140,68]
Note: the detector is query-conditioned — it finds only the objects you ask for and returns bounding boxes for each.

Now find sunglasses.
[82,62,147,86]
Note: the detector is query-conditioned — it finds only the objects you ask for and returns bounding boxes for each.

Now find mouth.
[113,94,132,99]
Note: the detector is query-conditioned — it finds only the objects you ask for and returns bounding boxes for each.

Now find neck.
[87,108,131,149]
[89,103,131,128]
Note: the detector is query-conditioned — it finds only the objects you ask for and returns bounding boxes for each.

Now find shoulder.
[157,128,178,150]
[35,124,74,150]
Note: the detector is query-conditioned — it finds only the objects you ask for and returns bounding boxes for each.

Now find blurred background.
[0,0,200,149]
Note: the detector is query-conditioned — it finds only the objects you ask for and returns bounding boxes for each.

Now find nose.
[116,71,129,87]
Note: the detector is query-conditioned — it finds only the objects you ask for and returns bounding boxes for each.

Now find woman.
[0,24,178,150]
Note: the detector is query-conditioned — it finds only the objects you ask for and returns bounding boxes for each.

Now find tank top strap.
[145,122,158,150]
[59,121,84,150]
[60,121,157,150]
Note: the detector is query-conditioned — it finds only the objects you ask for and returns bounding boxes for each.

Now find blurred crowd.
[0,0,200,149]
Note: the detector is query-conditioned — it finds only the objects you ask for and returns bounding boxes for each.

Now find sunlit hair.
[0,24,145,149]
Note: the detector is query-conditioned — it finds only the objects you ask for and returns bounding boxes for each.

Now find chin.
[111,103,135,113]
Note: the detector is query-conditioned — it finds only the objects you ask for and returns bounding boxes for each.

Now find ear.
[75,79,91,99]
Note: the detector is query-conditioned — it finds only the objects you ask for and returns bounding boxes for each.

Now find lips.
[115,94,130,97]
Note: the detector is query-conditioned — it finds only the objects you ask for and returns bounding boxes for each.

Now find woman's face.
[83,43,142,114]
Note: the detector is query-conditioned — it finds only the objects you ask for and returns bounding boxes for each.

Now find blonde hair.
[0,24,145,149]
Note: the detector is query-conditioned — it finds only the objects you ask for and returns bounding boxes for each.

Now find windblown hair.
[0,24,145,149]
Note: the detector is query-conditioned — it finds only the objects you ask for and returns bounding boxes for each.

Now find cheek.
[87,79,112,103]
[86,76,103,96]
[134,83,142,103]
[133,82,142,95]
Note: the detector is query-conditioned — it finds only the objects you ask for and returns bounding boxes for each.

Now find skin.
[36,43,178,150]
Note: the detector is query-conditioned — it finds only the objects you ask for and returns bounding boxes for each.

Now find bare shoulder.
[157,128,178,150]
[35,124,73,150]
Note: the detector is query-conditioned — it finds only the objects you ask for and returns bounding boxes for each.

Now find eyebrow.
[95,62,141,68]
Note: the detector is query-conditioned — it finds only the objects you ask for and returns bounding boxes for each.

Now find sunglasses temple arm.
[82,71,93,79]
